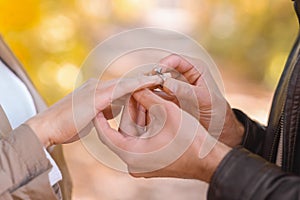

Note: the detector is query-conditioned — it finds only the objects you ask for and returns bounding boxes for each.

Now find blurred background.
[0,0,298,199]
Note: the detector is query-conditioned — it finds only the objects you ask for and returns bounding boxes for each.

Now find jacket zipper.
[268,109,284,163]
[276,114,284,166]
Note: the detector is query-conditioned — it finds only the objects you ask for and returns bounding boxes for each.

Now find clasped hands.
[27,54,245,183]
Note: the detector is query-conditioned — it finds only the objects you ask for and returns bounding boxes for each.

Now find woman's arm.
[0,125,54,198]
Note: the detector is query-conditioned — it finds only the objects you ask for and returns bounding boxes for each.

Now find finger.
[131,102,147,135]
[157,54,204,84]
[163,78,196,98]
[159,54,196,74]
[153,90,179,106]
[93,112,126,148]
[133,89,167,110]
[183,67,202,85]
[103,105,123,120]
[136,103,146,127]
[150,68,185,82]
[144,104,167,138]
[118,97,140,136]
[111,75,163,101]
[163,77,211,110]
[163,78,201,120]
[96,75,163,111]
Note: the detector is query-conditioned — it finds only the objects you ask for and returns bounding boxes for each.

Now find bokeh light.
[0,0,297,104]
[56,63,82,90]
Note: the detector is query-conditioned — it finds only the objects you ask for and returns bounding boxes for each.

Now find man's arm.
[208,146,300,200]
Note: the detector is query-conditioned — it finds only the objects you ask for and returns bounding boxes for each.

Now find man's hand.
[94,89,230,182]
[155,54,245,147]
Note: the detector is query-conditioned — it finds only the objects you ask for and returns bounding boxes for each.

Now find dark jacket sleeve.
[233,109,266,155]
[0,124,57,199]
[208,146,300,200]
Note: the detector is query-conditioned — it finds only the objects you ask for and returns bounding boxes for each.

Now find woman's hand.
[94,89,230,182]
[26,76,163,148]
[155,54,245,147]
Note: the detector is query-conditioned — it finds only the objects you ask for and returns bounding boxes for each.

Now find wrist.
[219,107,245,147]
[26,115,52,148]
[195,141,231,183]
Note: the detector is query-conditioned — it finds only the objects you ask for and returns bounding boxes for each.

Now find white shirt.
[0,60,62,186]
